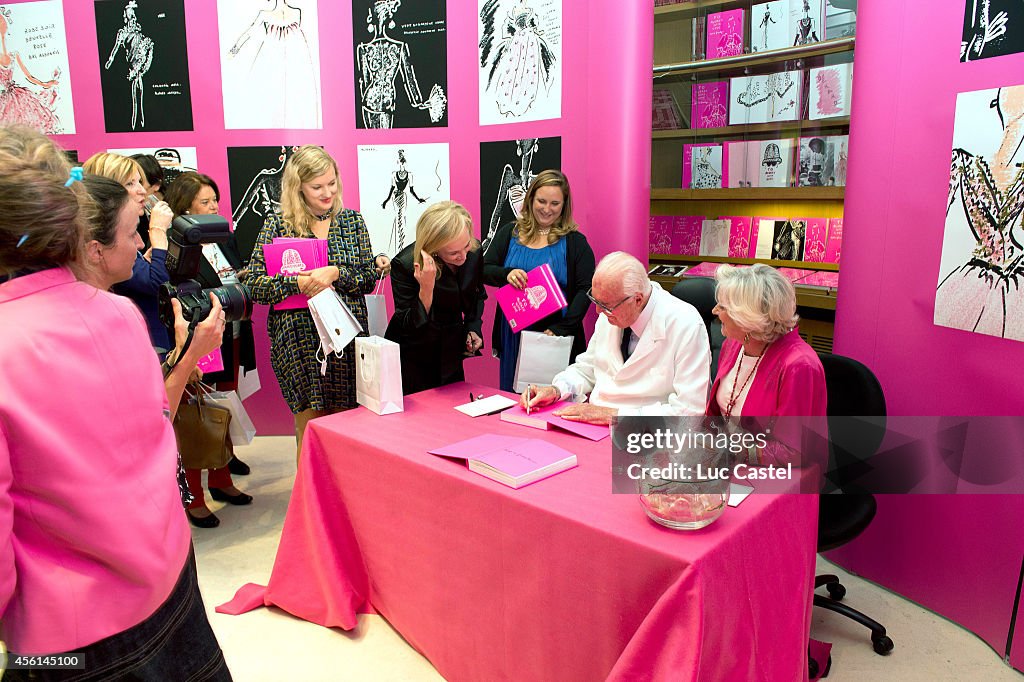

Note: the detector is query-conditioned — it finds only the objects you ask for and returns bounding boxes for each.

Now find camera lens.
[211,284,253,323]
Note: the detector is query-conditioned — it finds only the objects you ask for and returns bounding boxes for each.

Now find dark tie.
[620,327,633,361]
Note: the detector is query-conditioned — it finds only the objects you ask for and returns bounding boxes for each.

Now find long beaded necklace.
[724,346,767,419]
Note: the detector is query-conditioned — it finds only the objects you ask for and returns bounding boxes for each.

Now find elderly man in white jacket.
[522,251,710,424]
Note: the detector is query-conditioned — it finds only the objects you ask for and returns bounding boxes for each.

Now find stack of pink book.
[261,237,329,310]
[495,263,568,332]
[429,434,578,489]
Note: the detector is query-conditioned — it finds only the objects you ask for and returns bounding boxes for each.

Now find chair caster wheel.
[872,635,894,655]
[826,583,846,601]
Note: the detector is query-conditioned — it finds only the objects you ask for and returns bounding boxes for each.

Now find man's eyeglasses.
[586,288,632,314]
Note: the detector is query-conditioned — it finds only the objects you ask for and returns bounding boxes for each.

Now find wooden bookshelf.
[654,38,856,79]
[654,0,749,21]
[652,117,850,140]
[650,254,840,271]
[651,187,844,201]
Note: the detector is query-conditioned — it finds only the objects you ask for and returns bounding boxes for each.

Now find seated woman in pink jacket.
[706,264,827,466]
[0,127,231,677]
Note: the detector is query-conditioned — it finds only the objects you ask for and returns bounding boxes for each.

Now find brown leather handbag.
[173,382,232,470]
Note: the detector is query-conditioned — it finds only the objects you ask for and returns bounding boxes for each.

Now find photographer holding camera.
[163,171,256,528]
[0,128,232,677]
[247,145,390,459]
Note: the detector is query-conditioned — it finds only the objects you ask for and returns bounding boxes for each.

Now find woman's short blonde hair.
[414,201,478,279]
[280,145,342,237]
[715,264,799,343]
[83,152,144,187]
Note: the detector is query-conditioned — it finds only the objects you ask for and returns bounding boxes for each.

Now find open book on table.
[429,434,578,489]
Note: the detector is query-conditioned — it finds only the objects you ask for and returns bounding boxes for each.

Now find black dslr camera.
[157,214,253,329]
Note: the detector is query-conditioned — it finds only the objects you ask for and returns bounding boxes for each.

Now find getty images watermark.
[621,428,795,482]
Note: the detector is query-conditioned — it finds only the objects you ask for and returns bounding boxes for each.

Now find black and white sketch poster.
[478,0,562,125]
[227,145,300,263]
[962,0,1024,62]
[479,136,561,244]
[352,0,448,129]
[94,0,193,132]
[0,1,76,134]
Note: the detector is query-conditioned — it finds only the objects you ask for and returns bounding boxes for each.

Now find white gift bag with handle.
[308,289,363,375]
[356,336,404,415]
[512,331,573,393]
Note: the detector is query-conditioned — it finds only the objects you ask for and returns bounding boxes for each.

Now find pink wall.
[831,0,1024,666]
[44,0,652,434]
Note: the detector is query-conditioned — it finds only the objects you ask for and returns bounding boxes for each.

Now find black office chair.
[670,277,724,378]
[811,354,894,677]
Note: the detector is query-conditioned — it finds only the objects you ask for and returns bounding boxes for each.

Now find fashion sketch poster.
[217,0,322,129]
[0,1,75,134]
[108,145,197,186]
[94,0,193,132]
[352,0,448,129]
[962,0,1024,62]
[479,136,561,245]
[357,143,451,256]
[227,145,301,263]
[936,84,1024,342]
[478,0,562,125]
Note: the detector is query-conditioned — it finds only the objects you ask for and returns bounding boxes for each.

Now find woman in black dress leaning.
[482,170,595,392]
[248,145,390,458]
[386,201,486,395]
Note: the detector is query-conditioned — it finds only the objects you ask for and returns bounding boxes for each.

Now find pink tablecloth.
[220,382,819,681]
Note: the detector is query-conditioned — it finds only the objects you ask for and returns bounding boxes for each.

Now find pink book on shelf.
[798,270,840,288]
[725,216,753,257]
[495,263,569,333]
[801,218,829,262]
[691,81,729,129]
[500,401,611,441]
[706,9,745,59]
[776,267,816,283]
[262,238,328,310]
[725,140,761,187]
[824,218,843,263]
[652,89,682,130]
[672,216,703,256]
[649,216,673,254]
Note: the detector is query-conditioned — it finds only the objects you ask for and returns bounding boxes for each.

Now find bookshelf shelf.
[651,187,844,201]
[654,0,749,21]
[649,253,840,271]
[652,117,850,141]
[654,38,855,79]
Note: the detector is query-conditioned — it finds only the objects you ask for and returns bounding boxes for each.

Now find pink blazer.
[0,268,191,654]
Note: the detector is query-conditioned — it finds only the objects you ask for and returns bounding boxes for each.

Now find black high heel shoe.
[209,487,253,505]
[228,455,250,476]
[186,509,220,528]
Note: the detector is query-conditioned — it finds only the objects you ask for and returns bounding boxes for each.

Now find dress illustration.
[793,1,821,46]
[0,6,61,133]
[487,137,539,243]
[692,147,722,189]
[381,149,426,254]
[736,71,796,120]
[227,1,319,129]
[104,0,153,130]
[479,0,556,118]
[356,0,446,129]
[757,7,778,51]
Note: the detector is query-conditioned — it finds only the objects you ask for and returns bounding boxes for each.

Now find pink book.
[725,140,760,187]
[500,401,611,441]
[262,238,329,310]
[776,267,816,283]
[725,216,752,257]
[649,216,673,254]
[672,216,703,256]
[682,261,724,278]
[691,81,729,129]
[428,435,578,489]
[496,263,569,333]
[746,218,761,258]
[801,218,829,262]
[798,270,840,288]
[824,218,843,264]
[196,347,224,374]
[706,9,745,59]
[652,89,682,130]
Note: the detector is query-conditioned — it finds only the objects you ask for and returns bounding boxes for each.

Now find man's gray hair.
[594,251,650,297]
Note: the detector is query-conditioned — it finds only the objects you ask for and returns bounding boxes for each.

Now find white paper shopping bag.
[308,290,363,375]
[513,331,573,393]
[365,275,388,338]
[356,336,404,415]
[206,390,258,445]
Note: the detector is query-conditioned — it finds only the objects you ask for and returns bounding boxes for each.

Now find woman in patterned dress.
[248,146,390,456]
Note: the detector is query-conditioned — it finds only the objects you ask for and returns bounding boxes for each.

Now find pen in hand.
[526,384,533,415]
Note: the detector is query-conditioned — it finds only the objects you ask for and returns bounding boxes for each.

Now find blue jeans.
[6,547,231,681]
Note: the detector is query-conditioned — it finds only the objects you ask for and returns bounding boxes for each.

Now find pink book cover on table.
[706,9,745,59]
[495,263,568,332]
[725,216,752,257]
[428,435,578,489]
[649,216,673,254]
[801,218,829,262]
[776,267,816,283]
[824,218,843,263]
[672,216,703,256]
[683,261,724,278]
[691,81,729,129]
[500,401,611,441]
[799,270,840,288]
[262,238,328,310]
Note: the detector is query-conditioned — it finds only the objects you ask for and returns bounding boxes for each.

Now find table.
[221,383,819,681]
